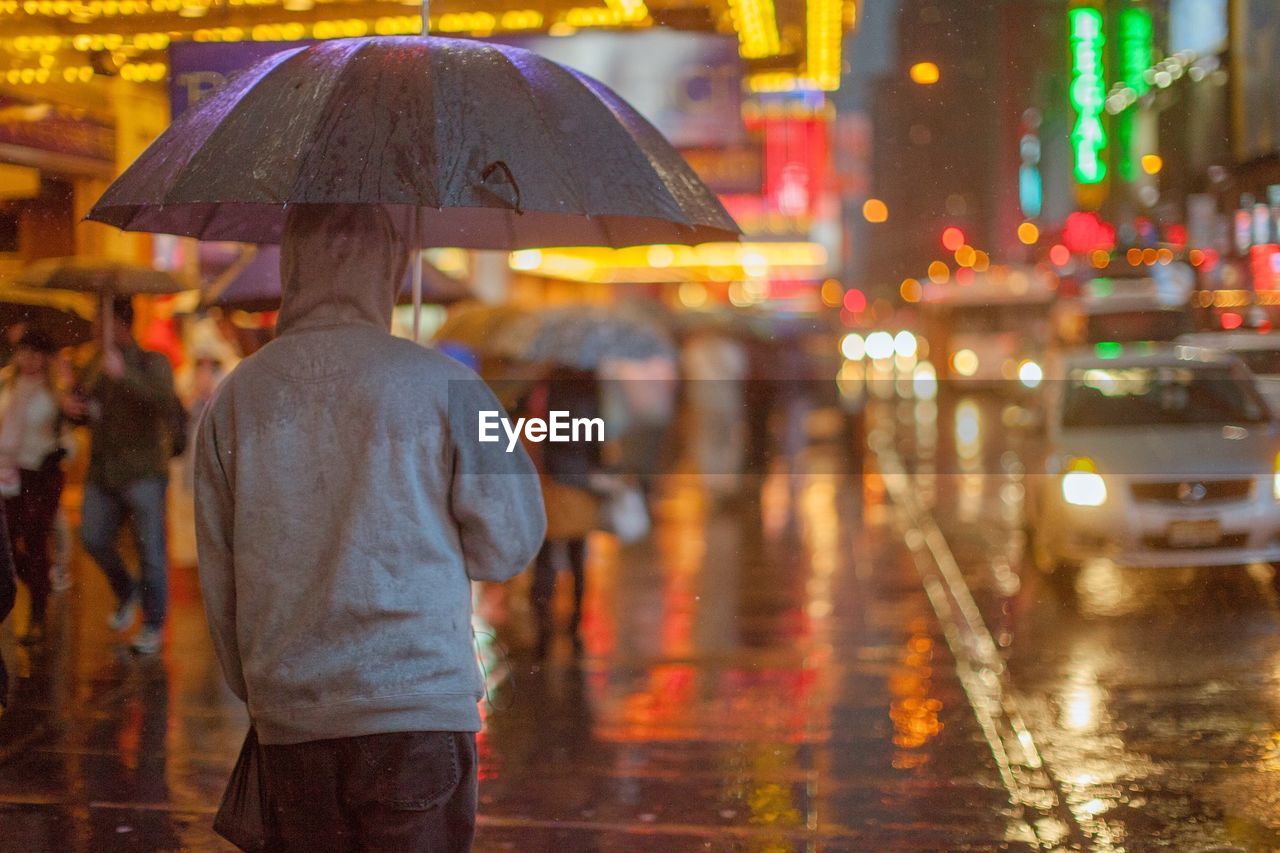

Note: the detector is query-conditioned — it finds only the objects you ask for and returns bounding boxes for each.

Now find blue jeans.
[81,477,168,629]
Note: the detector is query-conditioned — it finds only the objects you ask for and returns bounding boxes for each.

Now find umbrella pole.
[412,249,423,343]
[101,290,113,351]
[411,203,424,343]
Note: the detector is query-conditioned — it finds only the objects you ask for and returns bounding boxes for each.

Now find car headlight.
[1062,457,1107,507]
[1018,359,1043,389]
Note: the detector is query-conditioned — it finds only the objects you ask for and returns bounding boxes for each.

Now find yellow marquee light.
[728,0,781,59]
[506,242,827,283]
[806,0,844,90]
[603,0,648,24]
[747,72,798,93]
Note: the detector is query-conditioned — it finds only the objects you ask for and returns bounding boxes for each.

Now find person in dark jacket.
[529,367,603,658]
[0,511,16,708]
[63,296,177,655]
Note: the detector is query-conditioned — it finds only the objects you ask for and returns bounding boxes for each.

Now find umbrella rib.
[283,39,376,205]
[159,47,311,209]
[490,46,591,216]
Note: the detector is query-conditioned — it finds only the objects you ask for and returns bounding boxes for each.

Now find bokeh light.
[843,287,868,313]
[862,198,889,223]
[927,260,950,283]
[909,61,940,85]
[1017,222,1040,245]
[941,226,965,252]
[900,277,922,302]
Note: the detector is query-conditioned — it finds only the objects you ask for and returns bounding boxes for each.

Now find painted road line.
[871,427,1093,849]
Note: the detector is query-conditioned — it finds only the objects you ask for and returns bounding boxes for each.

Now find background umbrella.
[498,306,674,369]
[0,282,95,349]
[201,245,470,313]
[18,257,192,349]
[85,36,739,339]
[432,304,529,356]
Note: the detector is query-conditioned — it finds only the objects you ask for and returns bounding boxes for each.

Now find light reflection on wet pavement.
[7,399,1277,849]
[1,446,1036,851]
[880,393,1280,850]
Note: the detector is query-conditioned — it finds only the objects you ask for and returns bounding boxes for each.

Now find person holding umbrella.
[0,330,71,644]
[194,205,546,849]
[82,33,738,848]
[63,296,179,655]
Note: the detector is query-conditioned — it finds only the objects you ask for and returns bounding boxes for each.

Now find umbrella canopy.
[86,37,739,250]
[17,257,191,295]
[499,306,675,369]
[0,283,95,348]
[202,245,470,313]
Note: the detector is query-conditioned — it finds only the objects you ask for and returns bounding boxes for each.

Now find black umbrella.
[86,37,738,339]
[0,283,95,349]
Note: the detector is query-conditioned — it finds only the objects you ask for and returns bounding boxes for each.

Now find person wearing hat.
[0,329,69,644]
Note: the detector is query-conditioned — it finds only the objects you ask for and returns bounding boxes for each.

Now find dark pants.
[261,731,477,853]
[80,477,168,628]
[531,538,587,637]
[4,466,65,623]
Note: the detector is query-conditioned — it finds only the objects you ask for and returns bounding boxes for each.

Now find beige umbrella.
[18,257,193,349]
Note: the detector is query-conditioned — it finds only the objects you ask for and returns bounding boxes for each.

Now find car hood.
[1057,423,1280,479]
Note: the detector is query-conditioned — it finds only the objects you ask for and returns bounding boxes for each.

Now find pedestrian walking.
[527,366,603,659]
[0,330,69,645]
[0,510,13,709]
[64,296,179,655]
[194,205,545,852]
[682,329,748,500]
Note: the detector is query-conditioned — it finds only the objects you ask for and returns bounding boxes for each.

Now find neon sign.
[1119,7,1153,95]
[1069,7,1107,185]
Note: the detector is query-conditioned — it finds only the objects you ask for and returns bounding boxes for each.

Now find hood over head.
[277,204,410,335]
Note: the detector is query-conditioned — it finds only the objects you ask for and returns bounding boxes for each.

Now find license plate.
[1166,520,1222,548]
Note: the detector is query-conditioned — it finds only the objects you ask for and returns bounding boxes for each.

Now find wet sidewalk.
[0,464,1029,851]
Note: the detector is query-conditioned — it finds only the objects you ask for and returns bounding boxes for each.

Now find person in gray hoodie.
[194,204,546,851]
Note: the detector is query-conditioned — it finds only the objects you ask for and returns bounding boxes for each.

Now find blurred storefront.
[1,0,859,324]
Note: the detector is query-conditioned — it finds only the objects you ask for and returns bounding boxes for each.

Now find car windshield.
[1061,365,1270,427]
[1084,310,1193,343]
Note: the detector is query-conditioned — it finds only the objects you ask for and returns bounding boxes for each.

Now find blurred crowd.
[0,295,856,677]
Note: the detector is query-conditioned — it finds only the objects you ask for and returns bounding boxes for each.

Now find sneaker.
[108,591,140,632]
[131,626,163,655]
[49,565,72,593]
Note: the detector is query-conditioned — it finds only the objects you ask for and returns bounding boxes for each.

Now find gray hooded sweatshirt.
[194,205,546,745]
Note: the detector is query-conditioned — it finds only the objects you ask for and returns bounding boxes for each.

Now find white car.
[1177,330,1280,414]
[1028,344,1280,587]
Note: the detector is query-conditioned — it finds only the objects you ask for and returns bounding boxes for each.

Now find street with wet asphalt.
[2,398,1280,850]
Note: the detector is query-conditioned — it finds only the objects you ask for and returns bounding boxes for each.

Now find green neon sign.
[1119,6,1152,95]
[1069,7,1107,185]
[1117,5,1152,181]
